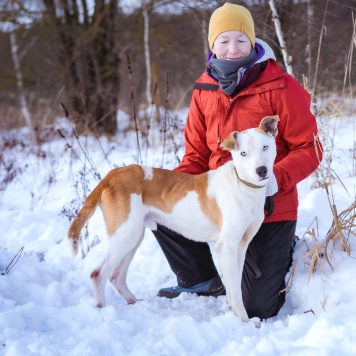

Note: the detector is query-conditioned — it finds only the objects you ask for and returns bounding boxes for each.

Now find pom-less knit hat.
[208,3,255,50]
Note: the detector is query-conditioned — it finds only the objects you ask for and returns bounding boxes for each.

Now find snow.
[0,112,355,355]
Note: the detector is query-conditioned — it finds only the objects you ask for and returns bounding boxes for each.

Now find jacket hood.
[254,38,276,63]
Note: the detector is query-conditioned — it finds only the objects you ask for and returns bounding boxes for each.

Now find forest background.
[0,2,356,353]
[1,0,355,138]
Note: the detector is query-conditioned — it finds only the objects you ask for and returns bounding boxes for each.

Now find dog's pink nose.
[256,166,267,178]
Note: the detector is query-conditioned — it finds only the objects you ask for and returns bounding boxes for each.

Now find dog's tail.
[67,183,104,257]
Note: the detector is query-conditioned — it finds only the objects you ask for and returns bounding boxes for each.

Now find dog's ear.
[220,131,239,152]
[259,115,280,137]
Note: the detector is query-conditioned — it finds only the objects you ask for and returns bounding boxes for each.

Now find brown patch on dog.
[196,175,222,229]
[100,165,144,236]
[220,131,239,152]
[142,169,221,227]
[67,165,144,254]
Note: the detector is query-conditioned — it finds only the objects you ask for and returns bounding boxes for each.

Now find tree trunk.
[142,0,152,106]
[43,0,120,136]
[10,32,36,142]
[89,0,120,135]
[306,0,313,87]
[268,0,294,76]
[202,17,209,65]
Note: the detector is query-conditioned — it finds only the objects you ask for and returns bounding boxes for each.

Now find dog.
[68,115,279,322]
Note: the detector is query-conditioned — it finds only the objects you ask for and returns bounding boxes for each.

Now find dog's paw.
[266,172,278,196]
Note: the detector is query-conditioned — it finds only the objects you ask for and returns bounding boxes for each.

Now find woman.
[152,2,322,320]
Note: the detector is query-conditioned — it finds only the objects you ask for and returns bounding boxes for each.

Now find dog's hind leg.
[90,259,111,308]
[90,224,144,307]
[90,238,127,308]
[90,193,146,307]
[109,228,145,304]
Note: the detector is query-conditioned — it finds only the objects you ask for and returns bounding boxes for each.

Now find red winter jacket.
[174,60,322,222]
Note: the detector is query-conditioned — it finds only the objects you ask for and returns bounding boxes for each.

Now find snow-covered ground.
[0,111,355,355]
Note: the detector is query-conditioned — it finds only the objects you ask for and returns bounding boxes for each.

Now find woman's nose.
[227,41,239,53]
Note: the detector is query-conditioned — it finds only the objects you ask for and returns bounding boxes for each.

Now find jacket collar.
[197,60,285,90]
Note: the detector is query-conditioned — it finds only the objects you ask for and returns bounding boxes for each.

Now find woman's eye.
[241,152,247,156]
[263,145,268,150]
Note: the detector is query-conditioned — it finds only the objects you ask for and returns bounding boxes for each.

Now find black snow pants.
[152,220,296,320]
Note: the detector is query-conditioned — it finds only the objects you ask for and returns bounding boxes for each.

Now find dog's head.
[220,116,279,187]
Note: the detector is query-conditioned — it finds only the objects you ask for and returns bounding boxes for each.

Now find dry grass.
[286,109,356,289]
[285,200,355,293]
[304,199,355,277]
[284,97,356,292]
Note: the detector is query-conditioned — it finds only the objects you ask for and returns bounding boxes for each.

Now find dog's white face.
[231,129,277,186]
[220,116,279,187]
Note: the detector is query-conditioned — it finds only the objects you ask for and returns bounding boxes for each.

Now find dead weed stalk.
[285,98,355,291]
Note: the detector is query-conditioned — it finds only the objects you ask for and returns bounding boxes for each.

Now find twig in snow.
[1,247,24,275]
[304,309,316,316]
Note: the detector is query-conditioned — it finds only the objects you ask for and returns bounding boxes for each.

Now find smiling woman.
[151,2,323,321]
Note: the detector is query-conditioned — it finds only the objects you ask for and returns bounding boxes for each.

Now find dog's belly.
[145,191,220,242]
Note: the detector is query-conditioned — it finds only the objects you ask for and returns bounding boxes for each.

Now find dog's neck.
[233,167,266,189]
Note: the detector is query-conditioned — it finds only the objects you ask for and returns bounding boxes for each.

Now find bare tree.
[10,31,36,141]
[42,0,121,135]
[142,0,152,106]
[306,0,313,87]
[268,0,294,76]
[311,0,329,103]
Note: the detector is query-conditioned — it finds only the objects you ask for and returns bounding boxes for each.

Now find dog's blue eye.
[263,145,268,150]
[240,152,247,156]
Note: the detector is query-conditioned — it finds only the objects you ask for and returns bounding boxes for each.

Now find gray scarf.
[209,49,258,95]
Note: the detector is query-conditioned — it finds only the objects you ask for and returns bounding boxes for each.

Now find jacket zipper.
[216,96,221,148]
[217,96,221,144]
[218,96,233,144]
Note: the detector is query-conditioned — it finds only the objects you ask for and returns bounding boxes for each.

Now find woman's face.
[212,30,252,60]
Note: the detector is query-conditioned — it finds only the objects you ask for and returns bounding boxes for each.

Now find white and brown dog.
[68,115,279,322]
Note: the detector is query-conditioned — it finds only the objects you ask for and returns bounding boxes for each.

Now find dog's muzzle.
[256,166,268,179]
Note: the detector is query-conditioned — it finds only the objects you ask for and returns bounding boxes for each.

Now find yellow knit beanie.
[208,3,255,50]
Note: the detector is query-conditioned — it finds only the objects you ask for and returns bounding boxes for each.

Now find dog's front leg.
[216,230,249,322]
[234,222,263,321]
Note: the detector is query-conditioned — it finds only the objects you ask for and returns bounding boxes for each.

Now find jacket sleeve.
[273,76,323,192]
[173,89,212,175]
